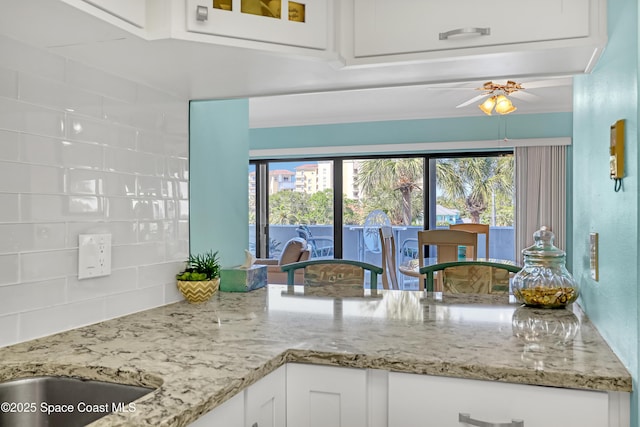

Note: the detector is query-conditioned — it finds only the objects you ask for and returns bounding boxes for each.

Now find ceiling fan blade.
[521,77,572,89]
[510,91,539,102]
[456,94,487,108]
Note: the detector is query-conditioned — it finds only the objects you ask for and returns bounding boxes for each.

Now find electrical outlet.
[78,234,112,279]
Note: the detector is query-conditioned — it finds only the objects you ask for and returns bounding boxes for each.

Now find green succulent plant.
[177,250,221,281]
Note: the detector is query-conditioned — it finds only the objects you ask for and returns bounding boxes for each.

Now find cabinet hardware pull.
[459,412,524,427]
[251,423,258,427]
[439,27,490,40]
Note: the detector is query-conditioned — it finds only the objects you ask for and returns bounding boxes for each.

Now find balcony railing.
[250,225,515,262]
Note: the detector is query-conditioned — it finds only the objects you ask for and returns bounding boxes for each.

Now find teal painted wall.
[190,99,249,268]
[573,0,639,424]
[249,113,572,154]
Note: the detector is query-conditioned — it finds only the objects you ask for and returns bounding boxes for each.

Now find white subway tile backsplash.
[137,221,165,242]
[0,223,67,254]
[19,73,102,118]
[67,268,137,302]
[65,61,137,103]
[0,162,64,194]
[138,262,183,288]
[66,169,104,195]
[0,98,65,137]
[1,35,188,348]
[137,130,166,155]
[165,239,188,262]
[0,35,65,82]
[166,158,188,180]
[163,281,183,304]
[0,279,67,315]
[0,129,20,161]
[137,176,163,197]
[0,254,19,285]
[105,286,165,320]
[105,147,163,176]
[133,199,165,220]
[0,314,19,347]
[0,194,20,222]
[105,197,136,221]
[20,134,62,165]
[19,298,106,343]
[20,249,77,282]
[177,181,188,199]
[0,67,18,99]
[112,242,166,269]
[103,171,136,197]
[21,194,105,222]
[164,135,188,157]
[178,200,189,220]
[66,221,138,247]
[61,140,104,169]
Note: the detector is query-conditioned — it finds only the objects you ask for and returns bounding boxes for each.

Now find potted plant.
[176,250,221,303]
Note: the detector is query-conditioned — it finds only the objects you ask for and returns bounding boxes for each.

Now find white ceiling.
[0,0,574,128]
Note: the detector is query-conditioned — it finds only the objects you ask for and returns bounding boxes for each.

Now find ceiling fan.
[452,78,571,115]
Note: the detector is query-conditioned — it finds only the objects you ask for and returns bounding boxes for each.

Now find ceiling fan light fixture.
[479,96,497,115]
[494,95,517,115]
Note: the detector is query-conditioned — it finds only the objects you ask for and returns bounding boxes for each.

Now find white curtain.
[514,146,567,263]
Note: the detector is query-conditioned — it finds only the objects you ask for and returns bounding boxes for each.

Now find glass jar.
[512,227,579,308]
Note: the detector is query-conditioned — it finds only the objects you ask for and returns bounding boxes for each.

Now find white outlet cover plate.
[78,233,112,279]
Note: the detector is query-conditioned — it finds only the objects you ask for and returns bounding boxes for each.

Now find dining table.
[399,257,522,292]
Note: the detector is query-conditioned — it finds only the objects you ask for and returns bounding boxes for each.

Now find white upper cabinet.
[354,0,589,57]
[184,0,331,51]
[343,0,607,72]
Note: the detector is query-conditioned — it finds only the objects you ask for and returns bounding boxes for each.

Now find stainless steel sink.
[0,376,155,427]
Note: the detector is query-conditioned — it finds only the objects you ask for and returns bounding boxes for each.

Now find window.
[250,152,514,286]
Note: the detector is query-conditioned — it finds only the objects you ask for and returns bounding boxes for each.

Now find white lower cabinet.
[246,364,287,427]
[188,365,286,427]
[188,390,245,427]
[388,371,625,427]
[189,364,629,427]
[286,363,368,427]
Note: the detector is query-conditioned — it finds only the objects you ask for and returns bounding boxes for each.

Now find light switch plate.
[78,233,112,279]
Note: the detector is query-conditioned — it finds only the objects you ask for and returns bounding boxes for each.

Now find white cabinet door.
[245,366,286,427]
[388,372,610,427]
[189,391,245,427]
[354,0,591,57]
[185,0,330,50]
[287,363,368,427]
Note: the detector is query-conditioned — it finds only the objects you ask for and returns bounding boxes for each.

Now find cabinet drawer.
[388,372,608,427]
[354,0,590,57]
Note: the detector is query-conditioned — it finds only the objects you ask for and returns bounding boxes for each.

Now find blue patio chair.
[295,225,334,258]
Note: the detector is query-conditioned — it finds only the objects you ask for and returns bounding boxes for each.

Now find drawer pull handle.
[251,423,258,427]
[439,27,491,40]
[459,412,524,427]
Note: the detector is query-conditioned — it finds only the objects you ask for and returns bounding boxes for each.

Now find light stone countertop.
[0,285,632,426]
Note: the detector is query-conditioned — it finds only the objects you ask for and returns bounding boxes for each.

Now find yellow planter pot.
[177,278,220,303]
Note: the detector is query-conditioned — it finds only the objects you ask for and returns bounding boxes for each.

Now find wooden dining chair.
[449,223,490,258]
[281,259,383,289]
[448,223,512,290]
[416,229,478,291]
[378,226,400,290]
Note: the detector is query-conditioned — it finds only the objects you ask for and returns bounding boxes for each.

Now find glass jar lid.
[522,226,565,258]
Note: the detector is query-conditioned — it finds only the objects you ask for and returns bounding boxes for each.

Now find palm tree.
[436,156,513,223]
[357,159,423,225]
